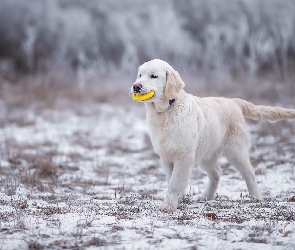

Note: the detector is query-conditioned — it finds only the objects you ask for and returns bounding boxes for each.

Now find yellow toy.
[132,90,155,101]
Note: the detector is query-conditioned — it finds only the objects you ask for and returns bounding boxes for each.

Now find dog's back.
[193,97,247,161]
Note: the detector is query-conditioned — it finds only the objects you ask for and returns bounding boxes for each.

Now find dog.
[130,59,295,212]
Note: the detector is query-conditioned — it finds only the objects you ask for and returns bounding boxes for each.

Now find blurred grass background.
[0,0,295,106]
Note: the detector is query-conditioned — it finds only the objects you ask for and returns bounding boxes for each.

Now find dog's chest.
[146,112,170,144]
[146,107,199,154]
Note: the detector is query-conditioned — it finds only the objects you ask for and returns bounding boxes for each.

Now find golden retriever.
[130,59,295,212]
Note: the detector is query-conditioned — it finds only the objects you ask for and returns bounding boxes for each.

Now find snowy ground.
[0,92,295,249]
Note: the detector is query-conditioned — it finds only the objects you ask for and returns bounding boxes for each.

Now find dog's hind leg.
[224,123,262,201]
[199,156,222,200]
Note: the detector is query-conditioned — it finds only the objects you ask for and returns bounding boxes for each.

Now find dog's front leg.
[160,156,194,212]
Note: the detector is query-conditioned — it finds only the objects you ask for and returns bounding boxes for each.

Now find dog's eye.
[150,74,158,79]
[139,74,141,78]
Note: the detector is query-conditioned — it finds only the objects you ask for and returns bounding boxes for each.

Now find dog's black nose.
[133,83,142,93]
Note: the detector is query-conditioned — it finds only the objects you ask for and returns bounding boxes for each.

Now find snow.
[0,102,294,249]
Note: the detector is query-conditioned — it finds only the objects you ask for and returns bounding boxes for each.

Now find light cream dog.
[131,59,295,212]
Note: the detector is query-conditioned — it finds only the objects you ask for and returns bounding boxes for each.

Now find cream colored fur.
[131,59,295,212]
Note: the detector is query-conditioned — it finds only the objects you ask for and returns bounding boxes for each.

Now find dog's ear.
[164,70,185,100]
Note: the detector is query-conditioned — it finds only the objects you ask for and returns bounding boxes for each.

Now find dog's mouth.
[132,90,155,101]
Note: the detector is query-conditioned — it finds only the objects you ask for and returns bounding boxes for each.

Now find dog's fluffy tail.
[233,98,295,123]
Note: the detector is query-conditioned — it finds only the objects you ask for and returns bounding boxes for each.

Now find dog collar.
[164,98,176,111]
[169,98,175,106]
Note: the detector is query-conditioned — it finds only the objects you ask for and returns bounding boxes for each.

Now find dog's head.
[131,59,185,104]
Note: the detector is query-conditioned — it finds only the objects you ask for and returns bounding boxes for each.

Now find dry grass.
[0,73,134,112]
[184,68,295,107]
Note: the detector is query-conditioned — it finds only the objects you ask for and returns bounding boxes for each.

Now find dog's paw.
[159,201,177,213]
[250,195,263,202]
[198,195,207,202]
[198,193,214,202]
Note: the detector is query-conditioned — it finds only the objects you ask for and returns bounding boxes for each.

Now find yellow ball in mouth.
[132,90,155,101]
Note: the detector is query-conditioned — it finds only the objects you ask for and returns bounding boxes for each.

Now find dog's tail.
[233,98,295,123]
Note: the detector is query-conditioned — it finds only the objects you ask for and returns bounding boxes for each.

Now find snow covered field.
[0,82,295,250]
[1,0,295,248]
